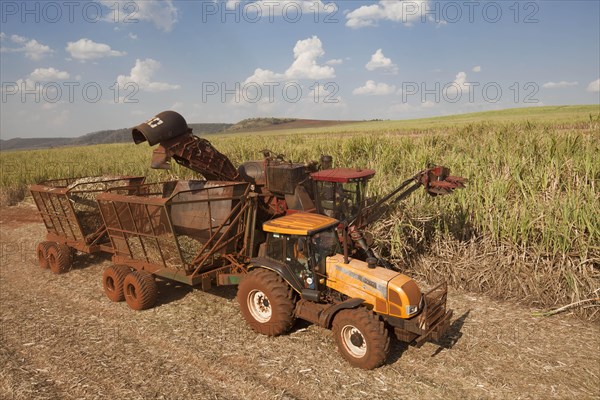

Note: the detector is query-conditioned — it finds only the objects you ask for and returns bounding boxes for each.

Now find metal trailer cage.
[30,176,146,253]
[96,180,258,287]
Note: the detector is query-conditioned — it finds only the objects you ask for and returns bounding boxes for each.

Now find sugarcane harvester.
[132,111,465,269]
[86,110,468,369]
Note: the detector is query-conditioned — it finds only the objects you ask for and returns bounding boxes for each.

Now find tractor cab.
[310,168,376,223]
[258,213,340,294]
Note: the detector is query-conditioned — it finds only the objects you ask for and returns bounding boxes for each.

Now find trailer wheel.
[237,268,296,336]
[123,271,158,310]
[332,308,390,370]
[36,241,52,269]
[103,265,131,302]
[46,243,72,274]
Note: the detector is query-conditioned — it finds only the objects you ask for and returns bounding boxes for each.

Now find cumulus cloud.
[472,65,481,72]
[100,0,179,32]
[0,35,54,60]
[346,0,428,28]
[442,71,472,98]
[587,79,600,92]
[353,80,396,95]
[66,39,126,60]
[542,81,578,89]
[365,49,398,74]
[0,32,5,41]
[30,67,70,81]
[10,34,27,44]
[244,36,335,84]
[242,0,337,15]
[117,58,180,92]
[128,32,138,40]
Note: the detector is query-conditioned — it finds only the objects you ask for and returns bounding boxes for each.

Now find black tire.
[237,268,296,336]
[332,308,390,370]
[102,265,131,302]
[123,271,158,310]
[37,241,52,269]
[46,243,72,274]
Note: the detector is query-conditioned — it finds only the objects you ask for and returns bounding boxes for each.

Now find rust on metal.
[30,176,145,253]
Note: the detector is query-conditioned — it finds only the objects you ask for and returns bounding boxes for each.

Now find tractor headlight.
[405,305,419,316]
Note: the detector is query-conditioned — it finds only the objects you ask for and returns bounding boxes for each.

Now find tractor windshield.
[316,180,366,222]
[310,228,341,264]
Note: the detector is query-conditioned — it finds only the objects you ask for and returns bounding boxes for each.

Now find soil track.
[1,203,598,400]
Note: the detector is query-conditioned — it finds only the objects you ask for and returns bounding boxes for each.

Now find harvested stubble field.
[0,202,599,399]
[0,106,599,398]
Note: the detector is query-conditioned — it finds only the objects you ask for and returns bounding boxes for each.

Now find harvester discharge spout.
[132,111,240,182]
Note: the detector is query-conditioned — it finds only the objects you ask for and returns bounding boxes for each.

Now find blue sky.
[1,0,599,139]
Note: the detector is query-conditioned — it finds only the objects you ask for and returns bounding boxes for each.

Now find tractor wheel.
[36,241,52,269]
[123,271,158,310]
[332,308,390,370]
[102,265,131,302]
[237,268,296,336]
[46,243,72,274]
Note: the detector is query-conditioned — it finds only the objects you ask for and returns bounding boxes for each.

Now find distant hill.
[226,118,357,133]
[0,118,362,151]
[0,123,233,152]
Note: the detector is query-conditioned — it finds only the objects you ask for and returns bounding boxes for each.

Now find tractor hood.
[325,254,422,319]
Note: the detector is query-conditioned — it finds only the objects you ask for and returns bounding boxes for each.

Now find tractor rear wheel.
[103,265,131,302]
[46,243,72,274]
[123,271,158,310]
[36,241,52,269]
[332,308,390,369]
[237,268,296,336]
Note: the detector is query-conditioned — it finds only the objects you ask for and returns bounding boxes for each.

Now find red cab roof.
[310,168,376,183]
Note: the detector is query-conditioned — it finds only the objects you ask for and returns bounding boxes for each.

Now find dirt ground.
[1,202,598,400]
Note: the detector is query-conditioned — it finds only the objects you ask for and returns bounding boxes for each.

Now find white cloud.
[542,81,578,89]
[10,34,27,44]
[365,49,398,74]
[128,32,138,40]
[442,71,472,98]
[100,0,179,32]
[353,80,396,96]
[421,100,436,108]
[30,67,70,81]
[244,36,335,84]
[0,35,54,60]
[117,58,180,92]
[326,59,344,66]
[0,32,5,41]
[472,65,481,72]
[243,0,337,15]
[66,39,126,60]
[587,79,600,92]
[346,0,428,28]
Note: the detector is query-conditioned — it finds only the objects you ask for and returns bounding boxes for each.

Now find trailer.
[30,176,145,274]
[95,180,258,309]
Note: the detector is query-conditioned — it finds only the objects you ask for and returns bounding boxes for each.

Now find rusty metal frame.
[97,181,257,286]
[30,176,145,254]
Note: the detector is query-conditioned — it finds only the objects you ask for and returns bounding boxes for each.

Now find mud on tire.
[237,268,296,336]
[123,271,158,310]
[103,265,131,302]
[46,243,72,274]
[332,308,390,370]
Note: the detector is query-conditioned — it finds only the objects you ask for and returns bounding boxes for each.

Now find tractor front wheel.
[123,271,158,310]
[103,265,131,302]
[332,308,390,369]
[237,268,296,336]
